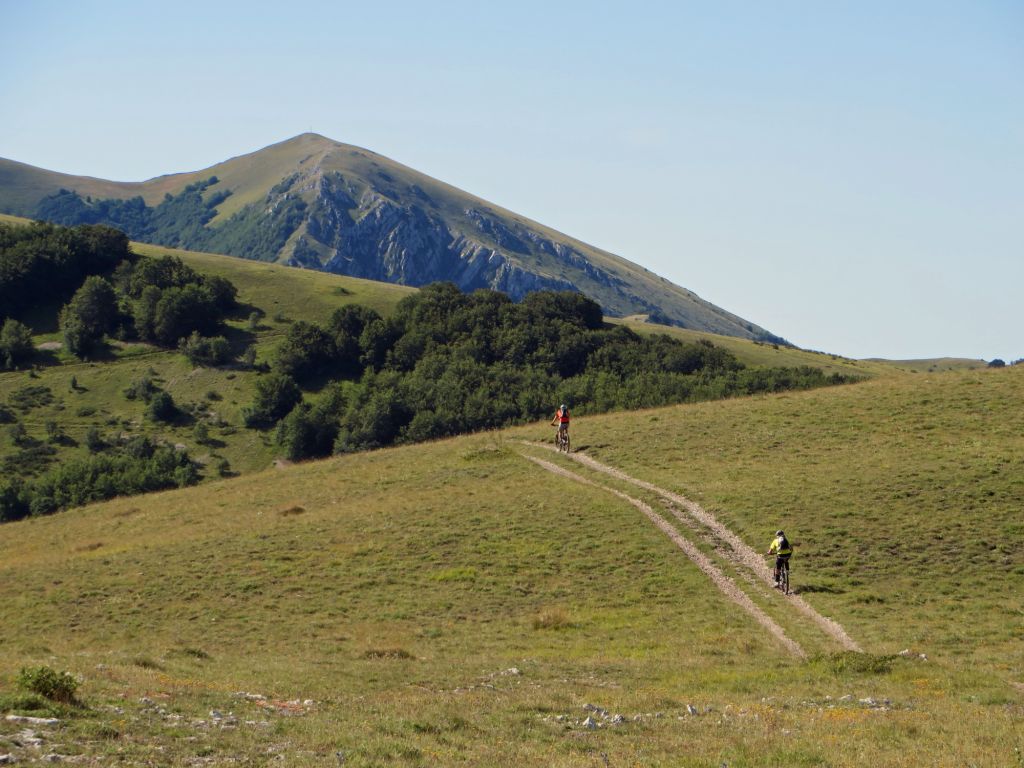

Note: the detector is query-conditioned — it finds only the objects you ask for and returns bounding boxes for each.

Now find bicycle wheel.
[781,562,790,595]
[563,432,570,453]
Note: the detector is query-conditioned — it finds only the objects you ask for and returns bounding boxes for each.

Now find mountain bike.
[770,557,791,595]
[556,426,571,453]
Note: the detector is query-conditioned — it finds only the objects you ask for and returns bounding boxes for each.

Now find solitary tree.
[0,318,35,369]
[59,276,118,358]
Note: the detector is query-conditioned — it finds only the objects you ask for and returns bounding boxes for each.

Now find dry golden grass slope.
[0,366,1021,766]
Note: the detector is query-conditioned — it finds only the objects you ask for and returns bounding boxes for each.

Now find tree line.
[0,221,238,364]
[35,176,305,263]
[0,436,198,522]
[244,283,856,460]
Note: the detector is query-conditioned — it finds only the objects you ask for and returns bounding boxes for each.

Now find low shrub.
[816,652,896,675]
[146,391,178,422]
[18,665,79,703]
[179,331,232,367]
[124,376,158,402]
[8,385,55,411]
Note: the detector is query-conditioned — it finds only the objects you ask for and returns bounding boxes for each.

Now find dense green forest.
[35,177,305,262]
[251,283,856,460]
[0,221,238,362]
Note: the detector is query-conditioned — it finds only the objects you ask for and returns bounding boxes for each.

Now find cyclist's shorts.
[775,555,791,567]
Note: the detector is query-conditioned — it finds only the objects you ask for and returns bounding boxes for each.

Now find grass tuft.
[363,648,415,660]
[131,656,164,670]
[532,607,574,630]
[431,567,477,582]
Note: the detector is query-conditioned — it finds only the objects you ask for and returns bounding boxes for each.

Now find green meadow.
[1,365,1021,765]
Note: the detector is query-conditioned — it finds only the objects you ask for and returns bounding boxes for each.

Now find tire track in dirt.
[523,455,807,659]
[549,447,861,652]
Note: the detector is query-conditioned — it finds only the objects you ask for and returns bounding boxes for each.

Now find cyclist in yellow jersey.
[766,530,793,588]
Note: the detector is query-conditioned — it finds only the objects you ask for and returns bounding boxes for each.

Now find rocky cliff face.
[287,171,580,300]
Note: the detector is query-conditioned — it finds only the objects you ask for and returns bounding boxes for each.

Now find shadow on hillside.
[20,301,63,335]
[221,324,257,352]
[796,583,845,595]
[226,302,265,325]
[294,369,359,394]
[75,343,122,364]
[29,348,63,368]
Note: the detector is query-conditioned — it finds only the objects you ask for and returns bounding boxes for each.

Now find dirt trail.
[552,447,861,652]
[524,455,807,659]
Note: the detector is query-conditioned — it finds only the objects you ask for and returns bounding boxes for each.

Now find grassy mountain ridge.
[0,135,779,339]
[0,366,1020,765]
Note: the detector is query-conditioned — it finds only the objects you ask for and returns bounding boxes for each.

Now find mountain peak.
[0,138,781,342]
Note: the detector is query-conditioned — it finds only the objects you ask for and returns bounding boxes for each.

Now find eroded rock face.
[286,172,601,301]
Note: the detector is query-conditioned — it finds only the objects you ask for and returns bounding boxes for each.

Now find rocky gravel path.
[556,448,861,652]
[524,455,807,658]
[521,442,863,655]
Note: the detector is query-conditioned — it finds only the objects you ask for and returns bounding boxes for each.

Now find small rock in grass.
[582,716,598,730]
[5,715,60,726]
[686,705,698,716]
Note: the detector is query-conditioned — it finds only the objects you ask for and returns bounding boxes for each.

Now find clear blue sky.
[2,0,1021,360]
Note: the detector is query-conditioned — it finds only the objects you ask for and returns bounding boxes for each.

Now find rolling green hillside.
[1,215,874,507]
[0,135,781,340]
[0,221,416,482]
[0,366,1020,765]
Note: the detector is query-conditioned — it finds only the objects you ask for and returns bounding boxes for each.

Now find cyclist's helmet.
[776,530,785,537]
[561,404,566,409]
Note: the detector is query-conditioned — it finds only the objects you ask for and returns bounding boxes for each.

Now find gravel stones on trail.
[133,691,317,735]
[544,695,902,732]
[542,703,692,730]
